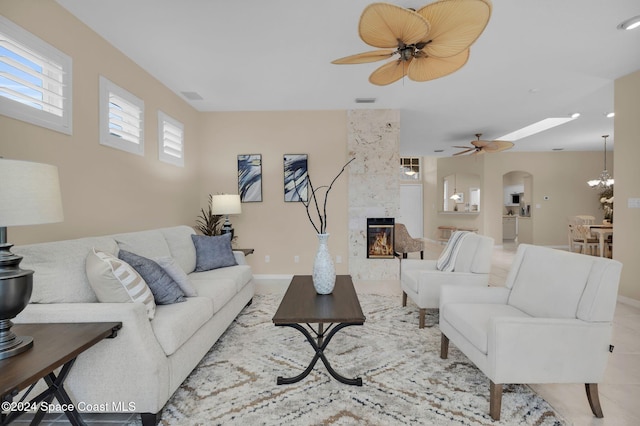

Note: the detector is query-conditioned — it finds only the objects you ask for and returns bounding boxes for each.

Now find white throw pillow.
[155,256,198,297]
[86,248,156,319]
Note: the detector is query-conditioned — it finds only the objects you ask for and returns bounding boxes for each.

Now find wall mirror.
[443,173,480,212]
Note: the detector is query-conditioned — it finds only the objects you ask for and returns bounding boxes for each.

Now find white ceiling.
[56,0,640,156]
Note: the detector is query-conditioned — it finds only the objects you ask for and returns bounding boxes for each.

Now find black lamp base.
[0,319,33,360]
[0,242,35,360]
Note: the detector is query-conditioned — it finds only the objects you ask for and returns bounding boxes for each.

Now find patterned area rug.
[155,293,566,425]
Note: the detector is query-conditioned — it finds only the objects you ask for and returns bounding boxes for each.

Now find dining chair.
[568,216,599,255]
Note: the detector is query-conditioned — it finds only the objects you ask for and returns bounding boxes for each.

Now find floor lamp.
[0,159,64,360]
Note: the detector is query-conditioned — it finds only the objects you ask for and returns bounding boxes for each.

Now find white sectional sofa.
[13,225,255,425]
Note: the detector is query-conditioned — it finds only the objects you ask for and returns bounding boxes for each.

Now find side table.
[1,322,122,425]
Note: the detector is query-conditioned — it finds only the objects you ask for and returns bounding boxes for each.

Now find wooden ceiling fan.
[331,0,492,86]
[453,134,514,156]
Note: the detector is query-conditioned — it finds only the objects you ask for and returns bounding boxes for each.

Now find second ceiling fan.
[453,134,514,156]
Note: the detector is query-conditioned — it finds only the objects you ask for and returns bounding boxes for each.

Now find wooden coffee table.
[272,275,365,386]
[0,322,122,425]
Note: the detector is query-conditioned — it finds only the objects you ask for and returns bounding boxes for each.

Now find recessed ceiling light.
[355,98,376,104]
[606,112,615,118]
[571,112,581,119]
[618,15,640,30]
[497,116,579,141]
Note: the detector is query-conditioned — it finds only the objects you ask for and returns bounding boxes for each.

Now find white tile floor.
[11,242,640,425]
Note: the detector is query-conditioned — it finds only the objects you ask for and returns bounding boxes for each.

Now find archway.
[501,171,533,245]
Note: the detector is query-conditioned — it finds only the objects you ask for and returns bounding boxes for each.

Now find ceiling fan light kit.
[332,0,493,86]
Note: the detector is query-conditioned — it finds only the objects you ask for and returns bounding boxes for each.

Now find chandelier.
[587,135,614,188]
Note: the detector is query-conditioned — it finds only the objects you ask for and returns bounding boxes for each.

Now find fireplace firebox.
[367,218,395,259]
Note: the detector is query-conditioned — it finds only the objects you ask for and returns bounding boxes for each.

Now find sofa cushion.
[118,250,185,305]
[115,230,172,260]
[191,233,237,272]
[189,265,252,293]
[442,303,530,354]
[159,226,197,274]
[14,236,117,303]
[190,278,238,314]
[150,297,214,356]
[86,249,156,319]
[155,256,198,297]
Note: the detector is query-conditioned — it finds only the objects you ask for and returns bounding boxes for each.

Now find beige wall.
[198,111,350,275]
[2,1,638,302]
[614,70,640,302]
[428,151,613,246]
[0,1,202,243]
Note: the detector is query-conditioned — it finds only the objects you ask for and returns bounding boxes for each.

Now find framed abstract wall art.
[237,154,262,202]
[283,154,308,202]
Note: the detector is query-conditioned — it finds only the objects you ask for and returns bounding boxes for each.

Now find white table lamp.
[0,159,64,359]
[210,194,241,238]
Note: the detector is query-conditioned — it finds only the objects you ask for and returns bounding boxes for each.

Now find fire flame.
[369,229,393,256]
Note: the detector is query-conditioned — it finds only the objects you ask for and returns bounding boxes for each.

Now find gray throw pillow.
[191,233,238,272]
[118,249,185,305]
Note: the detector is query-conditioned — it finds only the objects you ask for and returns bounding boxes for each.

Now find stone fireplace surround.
[347,109,400,280]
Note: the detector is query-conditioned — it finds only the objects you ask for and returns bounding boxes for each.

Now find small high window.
[99,76,144,155]
[0,16,72,134]
[158,111,184,167]
[400,157,420,180]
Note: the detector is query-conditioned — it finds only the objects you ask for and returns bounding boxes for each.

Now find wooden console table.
[1,322,122,425]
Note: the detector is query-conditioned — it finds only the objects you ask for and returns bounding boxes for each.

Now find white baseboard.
[253,274,294,281]
[618,295,640,309]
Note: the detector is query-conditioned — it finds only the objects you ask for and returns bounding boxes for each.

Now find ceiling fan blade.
[359,3,430,49]
[406,49,469,82]
[453,148,474,156]
[332,50,396,64]
[452,145,472,149]
[369,58,411,86]
[482,140,514,152]
[416,0,492,58]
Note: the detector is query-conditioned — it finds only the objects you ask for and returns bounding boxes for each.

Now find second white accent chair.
[439,244,622,420]
[401,232,494,328]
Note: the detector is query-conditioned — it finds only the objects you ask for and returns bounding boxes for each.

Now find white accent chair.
[401,232,494,328]
[439,244,622,420]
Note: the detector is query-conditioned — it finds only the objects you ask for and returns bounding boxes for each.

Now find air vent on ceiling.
[355,98,376,104]
[181,91,204,101]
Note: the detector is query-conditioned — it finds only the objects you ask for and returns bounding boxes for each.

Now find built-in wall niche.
[443,173,480,212]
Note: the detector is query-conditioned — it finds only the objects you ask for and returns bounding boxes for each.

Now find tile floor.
[10,242,640,425]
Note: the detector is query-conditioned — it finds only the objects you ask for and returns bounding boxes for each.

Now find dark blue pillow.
[117,250,185,305]
[191,233,238,272]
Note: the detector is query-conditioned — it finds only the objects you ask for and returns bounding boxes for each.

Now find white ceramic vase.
[312,233,336,294]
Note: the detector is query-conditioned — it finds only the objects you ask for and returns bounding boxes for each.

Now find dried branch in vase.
[297,158,355,235]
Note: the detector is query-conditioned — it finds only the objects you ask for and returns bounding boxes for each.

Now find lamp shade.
[210,194,242,215]
[0,159,64,227]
